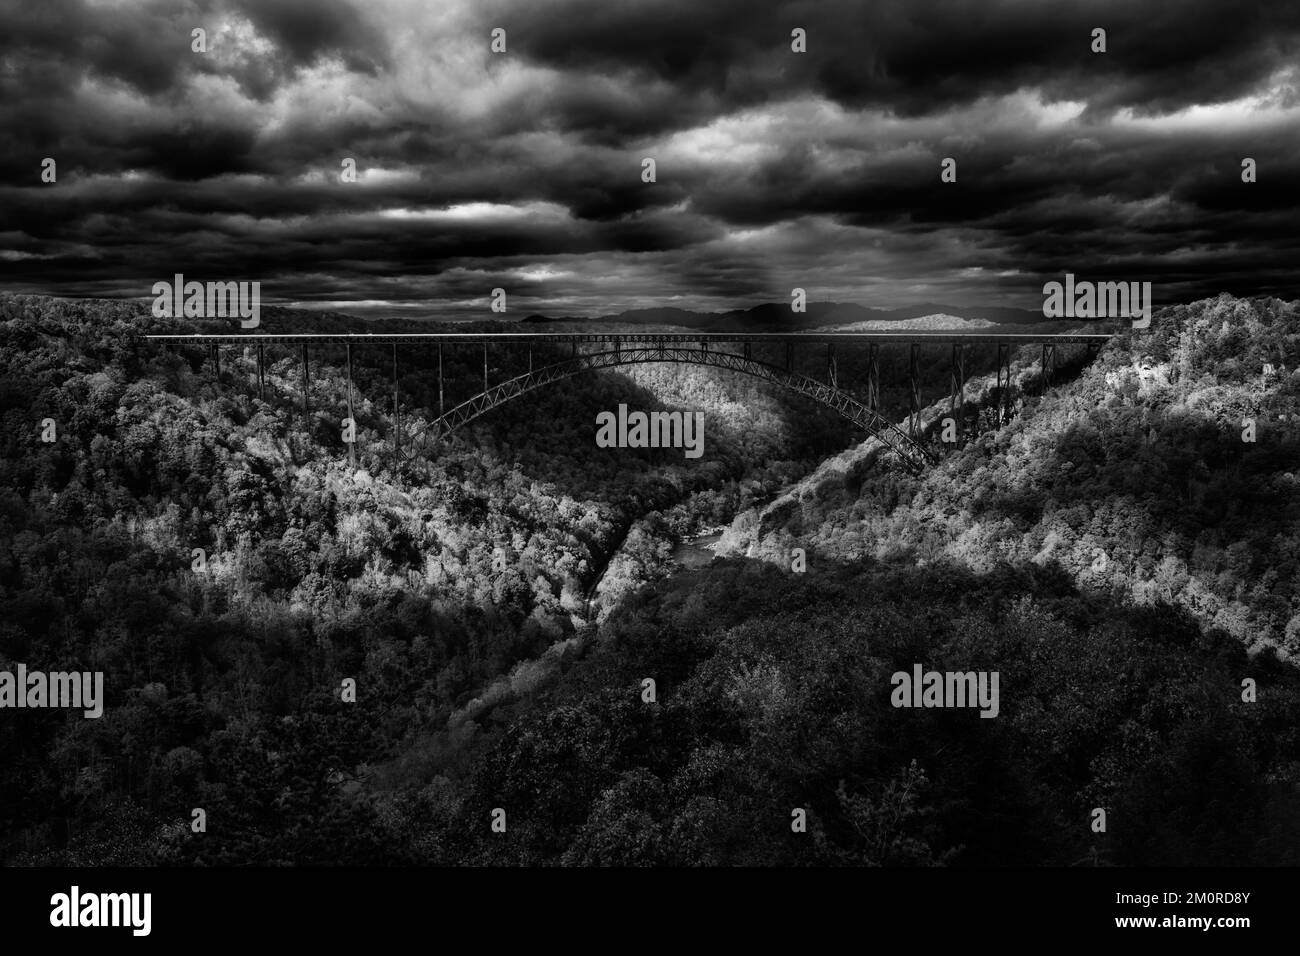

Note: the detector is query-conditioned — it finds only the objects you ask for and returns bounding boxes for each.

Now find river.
[580,526,727,622]
[580,489,785,622]
[670,530,725,568]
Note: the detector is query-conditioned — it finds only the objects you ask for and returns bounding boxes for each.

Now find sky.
[1,0,1298,320]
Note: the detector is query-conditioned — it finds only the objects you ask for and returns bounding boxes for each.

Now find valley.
[0,292,1297,866]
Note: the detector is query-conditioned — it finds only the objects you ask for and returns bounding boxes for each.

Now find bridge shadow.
[393,340,1074,480]
[392,348,858,489]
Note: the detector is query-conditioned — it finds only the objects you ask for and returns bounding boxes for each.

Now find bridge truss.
[402,343,937,473]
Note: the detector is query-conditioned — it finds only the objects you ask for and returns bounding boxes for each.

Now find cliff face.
[720,295,1300,657]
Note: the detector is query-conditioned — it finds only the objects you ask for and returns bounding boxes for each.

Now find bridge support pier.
[1041,343,1056,393]
[345,343,355,465]
[997,343,1011,425]
[908,344,921,439]
[301,344,309,421]
[210,342,220,382]
[256,342,265,400]
[392,344,400,463]
[786,342,793,373]
[950,344,965,443]
[867,344,880,413]
[438,344,445,419]
[483,342,489,393]
[827,344,838,388]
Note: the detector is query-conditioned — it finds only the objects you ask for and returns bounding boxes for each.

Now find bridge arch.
[402,344,936,473]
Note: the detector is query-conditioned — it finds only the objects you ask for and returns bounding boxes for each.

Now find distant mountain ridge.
[827,313,998,331]
[522,301,1068,331]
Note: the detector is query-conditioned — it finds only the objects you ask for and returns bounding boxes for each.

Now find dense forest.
[725,295,1300,657]
[1,292,1297,866]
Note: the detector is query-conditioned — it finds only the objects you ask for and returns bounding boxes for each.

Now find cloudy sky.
[1,0,1298,319]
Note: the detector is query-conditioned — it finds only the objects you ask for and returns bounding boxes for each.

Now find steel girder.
[402,346,936,473]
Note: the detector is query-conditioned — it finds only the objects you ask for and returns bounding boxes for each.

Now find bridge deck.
[146,331,1115,346]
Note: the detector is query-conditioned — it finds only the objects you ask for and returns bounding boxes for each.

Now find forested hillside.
[725,295,1300,657]
[0,293,835,863]
[2,293,1297,866]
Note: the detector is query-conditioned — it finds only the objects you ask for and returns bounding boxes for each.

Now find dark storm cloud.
[0,0,198,96]
[0,0,387,94]
[0,0,1298,315]
[484,0,1300,121]
[229,0,388,73]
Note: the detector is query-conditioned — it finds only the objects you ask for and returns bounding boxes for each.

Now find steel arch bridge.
[145,329,1116,474]
[401,343,937,473]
